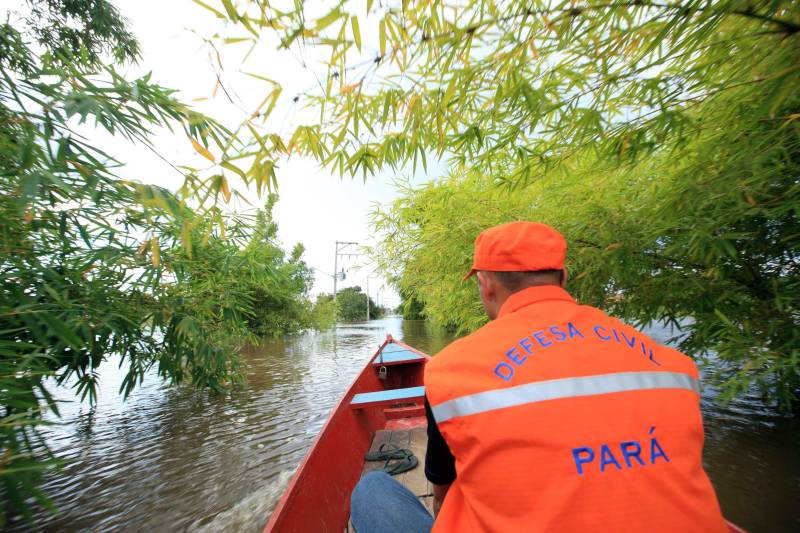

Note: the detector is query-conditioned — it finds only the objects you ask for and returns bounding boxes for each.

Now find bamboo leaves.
[0,1,328,524]
[220,1,795,183]
[255,86,282,120]
[192,0,227,19]
[190,136,216,162]
[352,16,362,51]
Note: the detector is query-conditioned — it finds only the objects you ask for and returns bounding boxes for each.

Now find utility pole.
[333,241,358,300]
[366,274,381,321]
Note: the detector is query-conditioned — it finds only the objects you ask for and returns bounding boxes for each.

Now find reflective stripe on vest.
[431,371,699,424]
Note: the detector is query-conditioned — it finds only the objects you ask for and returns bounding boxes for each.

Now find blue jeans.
[350,471,434,533]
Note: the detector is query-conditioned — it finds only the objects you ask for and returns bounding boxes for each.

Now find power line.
[333,240,359,299]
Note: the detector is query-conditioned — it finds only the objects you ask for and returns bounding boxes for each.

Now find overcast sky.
[82,0,447,308]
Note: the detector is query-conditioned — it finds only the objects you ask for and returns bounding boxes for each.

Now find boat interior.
[346,339,433,531]
[345,425,432,533]
[265,337,431,533]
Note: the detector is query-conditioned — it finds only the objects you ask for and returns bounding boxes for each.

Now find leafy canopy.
[208,0,799,411]
[202,0,798,179]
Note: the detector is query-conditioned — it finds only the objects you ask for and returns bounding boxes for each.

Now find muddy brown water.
[12,318,799,532]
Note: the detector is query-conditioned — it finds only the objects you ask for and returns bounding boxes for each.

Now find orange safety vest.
[425,286,726,533]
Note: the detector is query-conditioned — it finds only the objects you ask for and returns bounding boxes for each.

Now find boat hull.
[263,336,428,532]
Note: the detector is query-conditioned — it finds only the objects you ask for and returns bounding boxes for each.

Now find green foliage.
[241,196,319,337]
[210,0,800,411]
[207,0,799,179]
[22,0,140,66]
[0,1,316,525]
[372,71,800,410]
[399,287,426,320]
[372,176,513,333]
[310,295,338,330]
[319,286,384,321]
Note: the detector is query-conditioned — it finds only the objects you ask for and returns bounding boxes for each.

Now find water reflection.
[400,319,461,355]
[11,318,798,532]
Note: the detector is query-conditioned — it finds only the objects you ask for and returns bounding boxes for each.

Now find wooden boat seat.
[351,386,425,409]
[371,344,426,366]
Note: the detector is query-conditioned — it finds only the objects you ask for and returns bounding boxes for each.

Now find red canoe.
[264,334,429,532]
[263,335,746,533]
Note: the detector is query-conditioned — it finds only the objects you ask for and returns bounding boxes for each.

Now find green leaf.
[317,7,342,32]
[221,160,247,180]
[38,312,83,350]
[220,0,238,20]
[351,16,362,51]
[379,19,387,57]
[242,72,280,85]
[192,0,226,19]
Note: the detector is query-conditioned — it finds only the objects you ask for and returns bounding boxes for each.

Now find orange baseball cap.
[464,222,567,280]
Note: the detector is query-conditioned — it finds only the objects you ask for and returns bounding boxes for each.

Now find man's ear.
[476,271,494,300]
[560,268,568,288]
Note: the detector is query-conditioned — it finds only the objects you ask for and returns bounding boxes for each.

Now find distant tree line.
[317,286,386,322]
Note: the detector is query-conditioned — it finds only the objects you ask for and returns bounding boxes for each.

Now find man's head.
[464,222,567,319]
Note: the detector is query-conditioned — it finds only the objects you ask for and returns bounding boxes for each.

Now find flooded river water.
[16,317,799,532]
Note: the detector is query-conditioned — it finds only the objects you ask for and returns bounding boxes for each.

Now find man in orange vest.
[351,221,727,532]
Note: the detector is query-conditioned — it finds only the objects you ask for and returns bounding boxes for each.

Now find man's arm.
[424,396,456,517]
[432,482,451,517]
